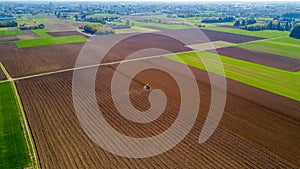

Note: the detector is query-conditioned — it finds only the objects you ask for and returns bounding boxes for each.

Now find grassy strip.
[237,37,300,59]
[0,62,40,169]
[165,51,300,101]
[0,30,23,36]
[15,35,88,48]
[200,26,289,38]
[11,81,40,169]
[0,82,31,169]
[32,29,52,38]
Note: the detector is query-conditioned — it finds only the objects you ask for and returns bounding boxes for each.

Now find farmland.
[201,26,290,38]
[210,46,300,72]
[131,20,193,30]
[237,37,300,59]
[0,82,30,169]
[15,62,299,168]
[166,51,300,102]
[32,29,52,38]
[16,35,88,48]
[0,30,23,36]
[0,1,299,169]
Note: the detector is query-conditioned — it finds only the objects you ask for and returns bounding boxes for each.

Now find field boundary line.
[0,62,40,169]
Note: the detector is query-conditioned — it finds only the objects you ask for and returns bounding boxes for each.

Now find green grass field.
[16,35,88,48]
[131,20,193,30]
[165,51,300,101]
[0,82,30,169]
[201,26,289,38]
[237,37,300,59]
[17,14,53,25]
[0,30,23,36]
[32,29,52,38]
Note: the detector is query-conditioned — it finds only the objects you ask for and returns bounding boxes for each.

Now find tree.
[84,24,103,34]
[290,24,300,39]
[234,20,240,27]
[241,20,246,26]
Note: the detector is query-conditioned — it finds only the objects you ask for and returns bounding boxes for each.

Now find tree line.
[241,20,295,31]
[201,16,234,23]
[0,21,18,27]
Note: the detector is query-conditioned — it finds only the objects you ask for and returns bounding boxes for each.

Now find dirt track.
[16,60,299,168]
[208,46,300,72]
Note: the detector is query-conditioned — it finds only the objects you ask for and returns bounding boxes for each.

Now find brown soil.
[0,68,6,80]
[208,46,300,72]
[0,42,85,78]
[0,33,191,78]
[0,35,19,42]
[47,31,90,39]
[23,30,41,38]
[148,28,263,43]
[16,60,299,168]
[200,29,264,43]
[0,29,264,79]
[45,24,78,32]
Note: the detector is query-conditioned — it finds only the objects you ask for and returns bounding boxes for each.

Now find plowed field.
[16,57,299,168]
[209,46,300,72]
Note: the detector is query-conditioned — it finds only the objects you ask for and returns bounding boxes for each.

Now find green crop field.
[0,30,23,36]
[165,51,300,101]
[15,35,88,48]
[32,29,52,38]
[131,20,193,30]
[201,26,290,38]
[237,37,300,59]
[0,82,30,169]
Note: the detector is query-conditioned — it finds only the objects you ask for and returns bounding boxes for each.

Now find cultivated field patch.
[0,30,23,36]
[208,46,300,72]
[0,82,30,169]
[201,26,289,38]
[165,51,300,101]
[237,37,300,59]
[47,31,90,39]
[32,29,52,38]
[15,35,88,48]
[16,62,299,168]
[0,42,85,78]
[132,20,193,30]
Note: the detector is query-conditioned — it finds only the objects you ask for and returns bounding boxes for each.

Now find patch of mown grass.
[201,26,289,38]
[15,35,88,48]
[0,30,23,36]
[237,37,300,59]
[0,82,30,169]
[165,51,300,101]
[32,29,52,38]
